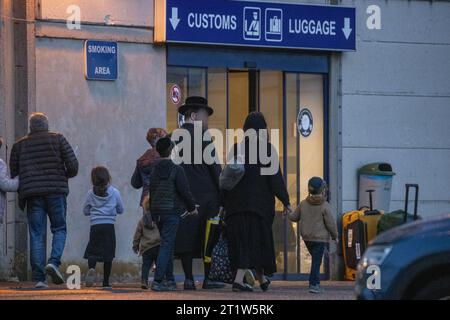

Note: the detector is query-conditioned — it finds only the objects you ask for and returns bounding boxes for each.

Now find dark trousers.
[154,214,180,282]
[142,246,159,283]
[179,252,194,281]
[304,241,326,286]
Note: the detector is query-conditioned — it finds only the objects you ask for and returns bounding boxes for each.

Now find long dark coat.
[222,136,290,274]
[173,123,222,257]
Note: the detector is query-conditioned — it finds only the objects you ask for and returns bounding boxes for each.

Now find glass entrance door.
[166,66,328,280]
[284,73,328,278]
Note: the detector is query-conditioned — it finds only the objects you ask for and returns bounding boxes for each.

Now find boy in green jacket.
[288,177,338,294]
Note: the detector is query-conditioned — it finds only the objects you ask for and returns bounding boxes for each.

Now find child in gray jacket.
[0,138,19,224]
[83,166,124,289]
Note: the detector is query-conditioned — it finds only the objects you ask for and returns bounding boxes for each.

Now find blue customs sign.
[155,0,356,51]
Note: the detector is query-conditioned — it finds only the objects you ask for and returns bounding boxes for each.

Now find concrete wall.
[340,0,450,217]
[3,0,450,280]
[0,0,17,280]
[33,0,166,279]
[39,0,154,27]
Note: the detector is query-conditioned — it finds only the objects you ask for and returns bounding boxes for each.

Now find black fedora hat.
[178,96,214,116]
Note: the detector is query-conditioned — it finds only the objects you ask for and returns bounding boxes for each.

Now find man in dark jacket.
[10,112,78,288]
[149,137,197,292]
[175,96,224,290]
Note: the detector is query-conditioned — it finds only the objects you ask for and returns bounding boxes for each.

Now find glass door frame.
[276,71,330,281]
[167,46,330,281]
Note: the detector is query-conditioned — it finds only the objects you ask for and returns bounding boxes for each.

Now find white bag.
[219,156,245,191]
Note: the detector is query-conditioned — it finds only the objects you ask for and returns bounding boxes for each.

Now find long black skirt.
[225,211,277,275]
[84,224,116,263]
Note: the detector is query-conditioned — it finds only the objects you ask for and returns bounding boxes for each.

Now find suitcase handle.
[366,189,375,211]
[404,184,419,222]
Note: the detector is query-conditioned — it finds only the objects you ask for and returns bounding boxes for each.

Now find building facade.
[0,0,449,281]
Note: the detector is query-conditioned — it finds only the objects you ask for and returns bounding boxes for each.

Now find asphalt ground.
[0,280,355,300]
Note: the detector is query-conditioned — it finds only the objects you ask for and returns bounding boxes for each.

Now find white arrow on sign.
[169,7,180,31]
[342,17,352,40]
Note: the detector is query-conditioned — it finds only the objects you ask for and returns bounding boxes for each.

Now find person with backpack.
[148,136,198,292]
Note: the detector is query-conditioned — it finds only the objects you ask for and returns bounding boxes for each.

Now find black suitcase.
[343,219,368,270]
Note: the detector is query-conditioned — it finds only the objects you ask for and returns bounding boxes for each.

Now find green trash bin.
[358,163,395,212]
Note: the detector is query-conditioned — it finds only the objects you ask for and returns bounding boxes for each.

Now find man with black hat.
[174,96,225,290]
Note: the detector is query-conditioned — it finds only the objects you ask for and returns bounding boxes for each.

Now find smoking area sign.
[154,0,356,51]
[84,40,118,81]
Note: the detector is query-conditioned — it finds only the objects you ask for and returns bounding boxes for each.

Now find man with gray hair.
[10,112,79,288]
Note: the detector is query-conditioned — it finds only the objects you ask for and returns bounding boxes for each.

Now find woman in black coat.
[223,112,292,292]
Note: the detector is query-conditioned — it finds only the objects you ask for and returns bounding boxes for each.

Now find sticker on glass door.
[297,108,314,138]
[170,84,182,105]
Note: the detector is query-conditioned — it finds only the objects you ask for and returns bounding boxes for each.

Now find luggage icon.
[270,16,281,33]
[265,8,283,42]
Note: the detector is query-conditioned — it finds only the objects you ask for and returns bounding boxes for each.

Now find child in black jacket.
[149,136,198,292]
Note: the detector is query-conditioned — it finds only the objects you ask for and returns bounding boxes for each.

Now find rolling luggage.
[342,210,367,280]
[377,184,420,235]
[342,190,384,280]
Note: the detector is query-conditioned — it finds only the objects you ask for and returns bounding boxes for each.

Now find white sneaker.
[85,268,96,287]
[244,269,256,287]
[35,281,48,289]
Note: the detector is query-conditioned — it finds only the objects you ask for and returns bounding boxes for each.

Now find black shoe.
[102,283,112,290]
[151,281,169,292]
[165,280,177,291]
[260,278,271,292]
[232,282,253,292]
[202,278,226,289]
[184,279,196,290]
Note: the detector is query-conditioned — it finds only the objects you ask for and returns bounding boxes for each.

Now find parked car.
[355,214,450,300]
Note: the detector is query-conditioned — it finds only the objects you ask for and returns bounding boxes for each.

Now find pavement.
[0,280,355,300]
